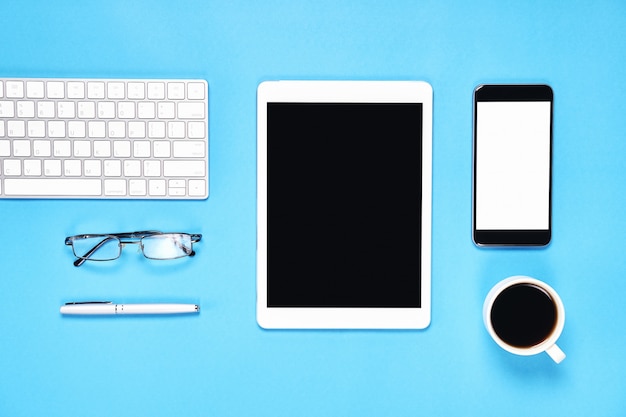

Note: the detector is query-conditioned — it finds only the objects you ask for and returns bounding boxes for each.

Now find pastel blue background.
[1,1,625,415]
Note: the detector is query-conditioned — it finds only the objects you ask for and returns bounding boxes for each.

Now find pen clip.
[64,301,113,305]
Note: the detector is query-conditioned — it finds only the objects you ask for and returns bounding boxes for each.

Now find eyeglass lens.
[141,234,193,259]
[72,236,122,261]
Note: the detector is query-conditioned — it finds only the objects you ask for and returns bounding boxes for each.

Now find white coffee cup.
[483,276,566,364]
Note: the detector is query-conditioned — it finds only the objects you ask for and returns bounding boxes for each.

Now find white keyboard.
[0,78,208,199]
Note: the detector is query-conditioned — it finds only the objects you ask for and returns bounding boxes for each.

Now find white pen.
[60,302,200,315]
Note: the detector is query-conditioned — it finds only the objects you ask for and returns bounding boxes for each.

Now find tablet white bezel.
[257,80,432,329]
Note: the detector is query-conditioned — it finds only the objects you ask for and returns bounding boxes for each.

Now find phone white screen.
[475,101,551,230]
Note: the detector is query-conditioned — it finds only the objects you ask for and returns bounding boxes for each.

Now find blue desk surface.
[1,1,625,415]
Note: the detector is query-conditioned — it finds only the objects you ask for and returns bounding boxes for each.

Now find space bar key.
[4,179,103,196]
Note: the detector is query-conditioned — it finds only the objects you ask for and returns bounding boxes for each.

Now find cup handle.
[546,344,566,364]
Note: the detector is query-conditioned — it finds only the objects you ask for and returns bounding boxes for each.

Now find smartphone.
[473,84,553,246]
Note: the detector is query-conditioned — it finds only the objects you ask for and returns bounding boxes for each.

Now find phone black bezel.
[472,84,553,247]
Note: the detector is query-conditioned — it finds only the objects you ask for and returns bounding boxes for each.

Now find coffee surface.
[491,283,557,348]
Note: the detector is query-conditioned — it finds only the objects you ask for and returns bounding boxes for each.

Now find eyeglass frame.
[65,230,202,267]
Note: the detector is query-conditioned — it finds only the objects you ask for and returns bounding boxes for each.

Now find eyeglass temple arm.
[72,236,119,267]
[109,231,162,239]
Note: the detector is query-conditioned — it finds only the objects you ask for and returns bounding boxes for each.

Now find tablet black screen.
[267,103,422,308]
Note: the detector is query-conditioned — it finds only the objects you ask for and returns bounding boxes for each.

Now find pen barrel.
[60,303,200,315]
[118,304,199,314]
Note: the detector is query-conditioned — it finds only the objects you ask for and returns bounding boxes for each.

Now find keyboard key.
[6,81,24,98]
[168,121,185,138]
[133,140,150,157]
[37,101,55,118]
[173,140,205,158]
[0,140,8,156]
[113,140,131,157]
[149,179,166,196]
[68,121,86,138]
[168,179,185,188]
[129,179,147,196]
[13,139,31,156]
[33,140,51,157]
[44,160,62,176]
[26,81,45,98]
[87,81,105,99]
[137,102,155,119]
[57,101,76,118]
[73,140,91,157]
[147,82,165,99]
[3,160,21,176]
[4,179,102,196]
[157,102,175,119]
[153,141,171,158]
[189,179,206,196]
[127,82,145,99]
[53,140,71,156]
[177,102,204,119]
[144,160,161,177]
[187,121,206,139]
[167,82,185,100]
[78,102,96,118]
[93,140,111,157]
[24,160,41,176]
[124,160,141,177]
[28,121,45,138]
[67,82,85,99]
[128,121,146,138]
[187,82,205,100]
[104,179,126,196]
[98,102,115,118]
[0,101,15,117]
[148,121,165,138]
[168,186,186,197]
[118,102,135,119]
[104,160,122,176]
[47,81,65,98]
[7,120,25,137]
[84,160,101,176]
[108,121,125,138]
[64,160,82,176]
[88,121,106,138]
[17,101,35,118]
[48,121,66,138]
[164,160,205,177]
[107,82,125,99]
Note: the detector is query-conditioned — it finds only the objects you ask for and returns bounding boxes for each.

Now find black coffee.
[490,283,557,348]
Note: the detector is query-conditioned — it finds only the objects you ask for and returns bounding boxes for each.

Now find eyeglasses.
[65,231,202,267]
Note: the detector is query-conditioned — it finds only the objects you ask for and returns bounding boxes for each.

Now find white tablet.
[257,81,432,329]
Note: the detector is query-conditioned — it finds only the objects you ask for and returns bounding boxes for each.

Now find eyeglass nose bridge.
[117,240,144,255]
